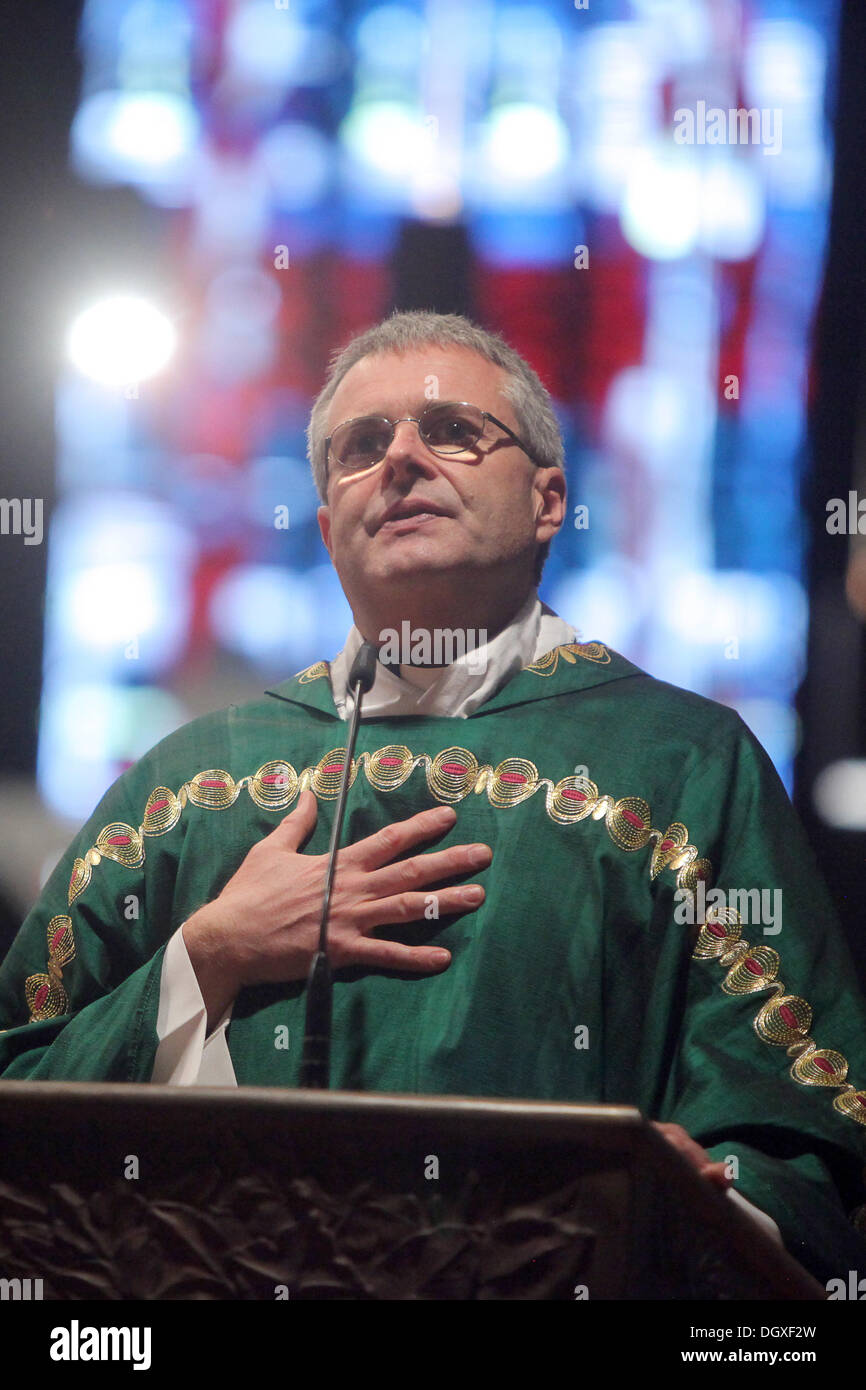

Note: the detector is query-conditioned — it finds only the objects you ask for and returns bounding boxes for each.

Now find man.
[1,310,865,1286]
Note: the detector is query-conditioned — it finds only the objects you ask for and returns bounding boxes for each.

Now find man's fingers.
[271,789,319,850]
[653,1123,733,1188]
[270,799,461,868]
[346,936,453,974]
[350,804,459,870]
[366,842,492,897]
[354,884,486,930]
[700,1160,733,1189]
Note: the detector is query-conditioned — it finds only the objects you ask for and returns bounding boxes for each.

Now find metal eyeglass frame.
[325,400,545,472]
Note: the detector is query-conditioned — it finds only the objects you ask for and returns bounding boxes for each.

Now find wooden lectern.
[0,1082,824,1299]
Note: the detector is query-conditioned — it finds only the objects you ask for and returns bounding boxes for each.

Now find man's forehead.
[326,345,509,423]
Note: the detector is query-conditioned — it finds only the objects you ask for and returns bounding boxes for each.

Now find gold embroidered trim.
[25,916,75,1022]
[26,741,866,1131]
[524,642,611,675]
[37,745,689,1019]
[297,661,329,684]
[693,908,866,1127]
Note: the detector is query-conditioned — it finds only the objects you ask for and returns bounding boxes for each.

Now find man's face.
[317,345,561,614]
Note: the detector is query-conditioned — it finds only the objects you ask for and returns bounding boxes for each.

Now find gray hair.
[306,309,565,580]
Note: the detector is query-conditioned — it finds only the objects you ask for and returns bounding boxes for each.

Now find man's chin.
[368,539,475,577]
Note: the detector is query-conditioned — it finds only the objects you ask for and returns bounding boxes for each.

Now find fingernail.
[431,948,450,963]
[469,845,491,867]
[463,885,484,903]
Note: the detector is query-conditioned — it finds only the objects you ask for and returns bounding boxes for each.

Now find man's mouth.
[379,501,452,530]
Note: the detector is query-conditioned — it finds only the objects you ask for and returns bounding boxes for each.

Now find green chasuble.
[2,640,866,1284]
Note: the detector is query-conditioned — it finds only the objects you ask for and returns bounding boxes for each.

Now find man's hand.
[183,791,491,1029]
[652,1122,732,1191]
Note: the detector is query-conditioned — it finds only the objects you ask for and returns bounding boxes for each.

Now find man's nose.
[381,418,439,475]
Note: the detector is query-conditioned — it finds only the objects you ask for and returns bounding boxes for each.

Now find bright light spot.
[341,102,427,180]
[699,156,765,261]
[111,94,191,166]
[813,760,866,831]
[621,146,701,259]
[71,90,198,182]
[480,104,569,183]
[45,493,193,675]
[661,571,807,652]
[64,563,160,648]
[621,144,766,262]
[67,297,176,386]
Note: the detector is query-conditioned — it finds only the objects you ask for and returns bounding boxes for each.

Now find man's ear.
[535,468,567,541]
[317,504,332,557]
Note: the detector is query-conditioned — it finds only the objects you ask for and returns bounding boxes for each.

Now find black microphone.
[299,640,378,1088]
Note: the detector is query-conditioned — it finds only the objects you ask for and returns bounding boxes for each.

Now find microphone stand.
[299,642,377,1089]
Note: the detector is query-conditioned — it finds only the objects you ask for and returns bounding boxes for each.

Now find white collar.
[329,592,578,720]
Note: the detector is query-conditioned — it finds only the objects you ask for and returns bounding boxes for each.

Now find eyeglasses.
[325,400,542,474]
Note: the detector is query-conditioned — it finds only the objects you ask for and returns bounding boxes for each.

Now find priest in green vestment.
[1,310,865,1288]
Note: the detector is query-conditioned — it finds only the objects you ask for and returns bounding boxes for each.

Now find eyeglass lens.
[332,402,485,471]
